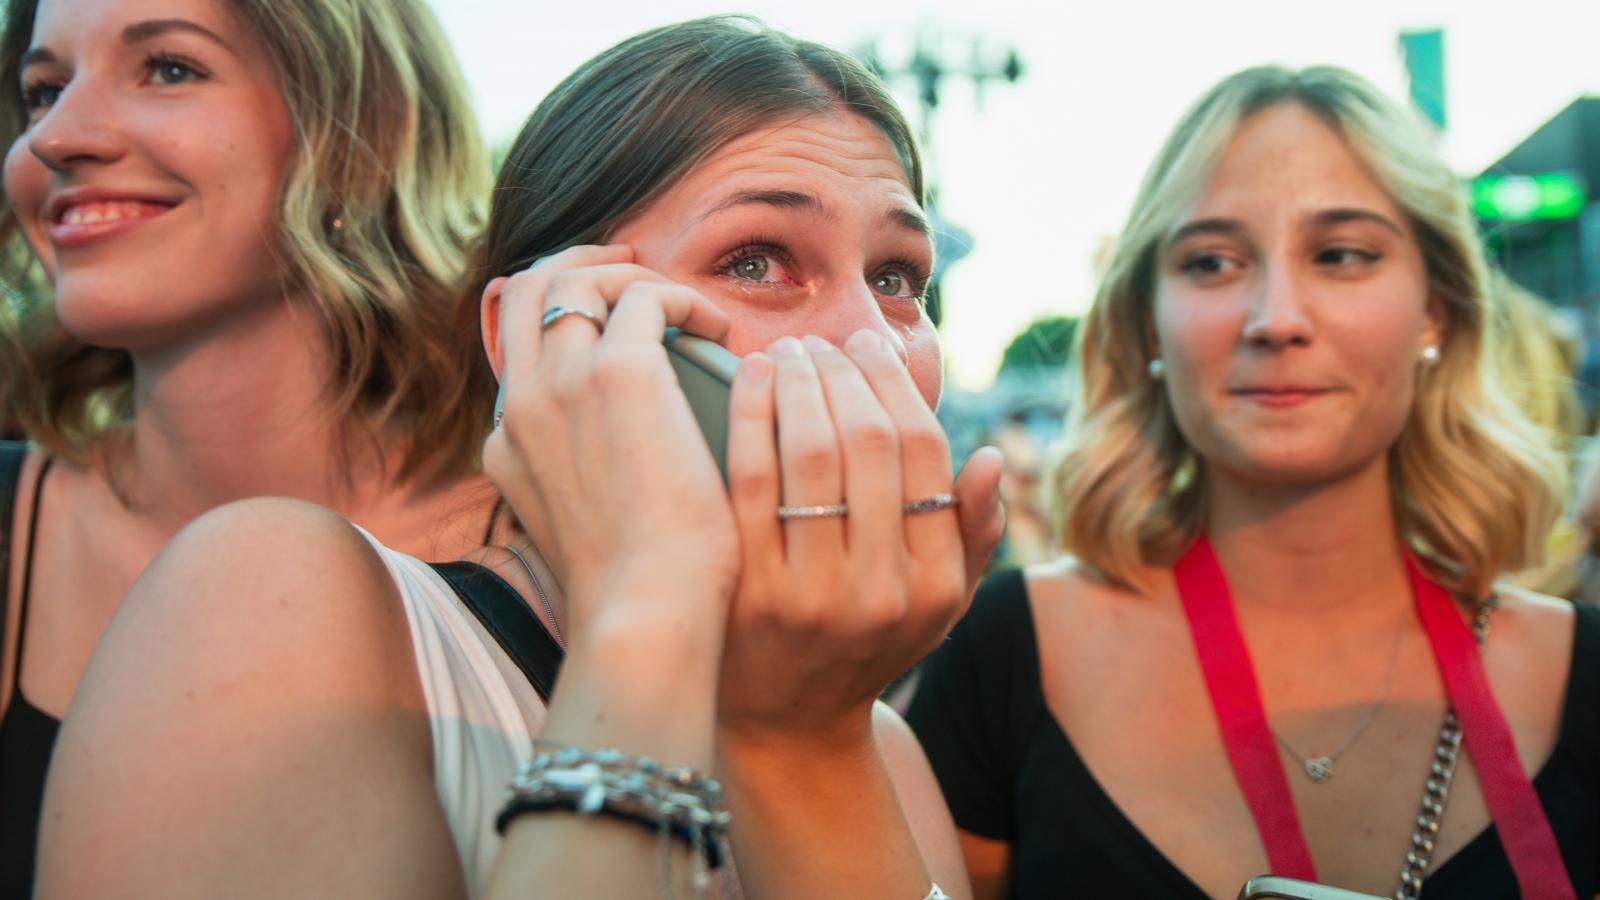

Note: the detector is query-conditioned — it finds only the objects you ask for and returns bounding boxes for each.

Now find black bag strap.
[429,561,564,704]
[0,441,29,677]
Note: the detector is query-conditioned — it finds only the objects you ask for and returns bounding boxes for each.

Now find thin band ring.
[540,305,605,332]
[776,503,849,521]
[903,493,956,515]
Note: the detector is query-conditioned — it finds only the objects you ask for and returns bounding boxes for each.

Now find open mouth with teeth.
[58,201,173,225]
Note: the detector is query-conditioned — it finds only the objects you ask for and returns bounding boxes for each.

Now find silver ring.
[540,305,605,332]
[776,503,849,521]
[903,493,956,515]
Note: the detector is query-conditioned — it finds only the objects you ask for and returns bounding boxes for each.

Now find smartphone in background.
[664,327,738,483]
[1236,876,1385,900]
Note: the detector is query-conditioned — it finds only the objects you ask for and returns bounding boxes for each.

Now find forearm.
[716,721,932,900]
[485,604,725,899]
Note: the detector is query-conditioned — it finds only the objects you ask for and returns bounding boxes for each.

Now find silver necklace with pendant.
[1268,608,1408,783]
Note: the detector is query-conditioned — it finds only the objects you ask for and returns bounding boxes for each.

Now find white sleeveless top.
[357,529,548,897]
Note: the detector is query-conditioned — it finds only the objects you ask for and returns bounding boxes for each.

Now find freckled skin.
[1152,103,1444,488]
[610,111,943,408]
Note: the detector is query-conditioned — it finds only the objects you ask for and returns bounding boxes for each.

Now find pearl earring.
[1147,358,1166,380]
[1421,345,1440,365]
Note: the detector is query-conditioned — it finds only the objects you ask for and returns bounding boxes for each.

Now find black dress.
[905,569,1600,898]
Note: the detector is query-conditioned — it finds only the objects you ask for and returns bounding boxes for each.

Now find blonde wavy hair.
[0,0,492,484]
[1053,65,1566,598]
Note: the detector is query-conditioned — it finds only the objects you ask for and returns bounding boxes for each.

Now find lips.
[1231,387,1331,408]
[58,200,171,226]
[47,197,178,249]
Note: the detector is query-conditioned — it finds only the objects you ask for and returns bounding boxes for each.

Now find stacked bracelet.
[496,740,731,881]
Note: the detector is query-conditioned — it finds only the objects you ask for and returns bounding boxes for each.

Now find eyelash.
[879,254,932,302]
[714,236,932,302]
[1316,246,1381,266]
[143,51,209,85]
[20,77,62,113]
[1177,251,1238,278]
[714,235,792,279]
[19,51,209,114]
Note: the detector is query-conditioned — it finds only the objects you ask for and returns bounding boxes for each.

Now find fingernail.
[844,329,886,359]
[738,352,773,381]
[800,335,835,355]
[768,336,804,357]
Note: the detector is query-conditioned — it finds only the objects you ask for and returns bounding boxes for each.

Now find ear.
[480,276,510,381]
[1421,291,1449,357]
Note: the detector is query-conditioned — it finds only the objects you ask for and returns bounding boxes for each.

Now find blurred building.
[1475,97,1600,415]
[1476,97,1600,307]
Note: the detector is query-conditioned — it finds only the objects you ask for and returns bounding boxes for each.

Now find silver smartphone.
[1236,876,1385,900]
[663,327,738,483]
[489,327,738,483]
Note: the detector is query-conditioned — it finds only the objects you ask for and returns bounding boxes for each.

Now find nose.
[28,79,125,172]
[1240,260,1314,350]
[813,280,909,363]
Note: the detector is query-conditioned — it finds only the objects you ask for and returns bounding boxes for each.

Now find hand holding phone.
[493,326,738,483]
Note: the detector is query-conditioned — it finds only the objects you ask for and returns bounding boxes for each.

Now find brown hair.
[472,15,922,286]
[0,0,492,483]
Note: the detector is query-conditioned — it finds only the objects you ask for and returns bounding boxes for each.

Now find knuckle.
[499,393,543,442]
[728,459,777,500]
[788,440,840,481]
[589,346,656,391]
[616,280,657,305]
[899,424,950,466]
[779,598,830,635]
[856,580,909,630]
[844,418,898,459]
[545,269,588,301]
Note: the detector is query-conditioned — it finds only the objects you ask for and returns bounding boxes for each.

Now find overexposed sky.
[428,0,1600,389]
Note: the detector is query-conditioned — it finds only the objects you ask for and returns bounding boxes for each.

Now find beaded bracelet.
[496,741,730,881]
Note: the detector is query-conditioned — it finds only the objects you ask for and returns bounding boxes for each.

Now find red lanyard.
[1173,535,1573,897]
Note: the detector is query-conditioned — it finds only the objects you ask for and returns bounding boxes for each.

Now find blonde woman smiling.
[0,0,499,890]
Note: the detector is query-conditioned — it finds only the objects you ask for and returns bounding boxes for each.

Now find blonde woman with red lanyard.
[907,65,1593,899]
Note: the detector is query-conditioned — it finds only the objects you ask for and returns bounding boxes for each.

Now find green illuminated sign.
[1472,173,1586,221]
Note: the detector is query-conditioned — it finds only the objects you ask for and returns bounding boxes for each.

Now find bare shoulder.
[38,497,458,898]
[1489,582,1576,656]
[1024,556,1155,607]
[1023,556,1175,641]
[1485,582,1578,682]
[1476,583,1577,774]
[66,494,429,745]
[123,496,417,669]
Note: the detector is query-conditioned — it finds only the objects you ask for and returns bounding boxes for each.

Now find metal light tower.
[855,29,1023,327]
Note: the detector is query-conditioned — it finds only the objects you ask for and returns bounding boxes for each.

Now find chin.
[1215,448,1385,492]
[53,287,201,352]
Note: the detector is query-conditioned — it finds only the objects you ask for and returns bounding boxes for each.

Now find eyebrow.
[700,189,932,237]
[1166,207,1404,246]
[1165,217,1245,247]
[20,18,234,70]
[1312,208,1404,236]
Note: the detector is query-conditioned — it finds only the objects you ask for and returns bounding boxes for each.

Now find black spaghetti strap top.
[0,456,58,899]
